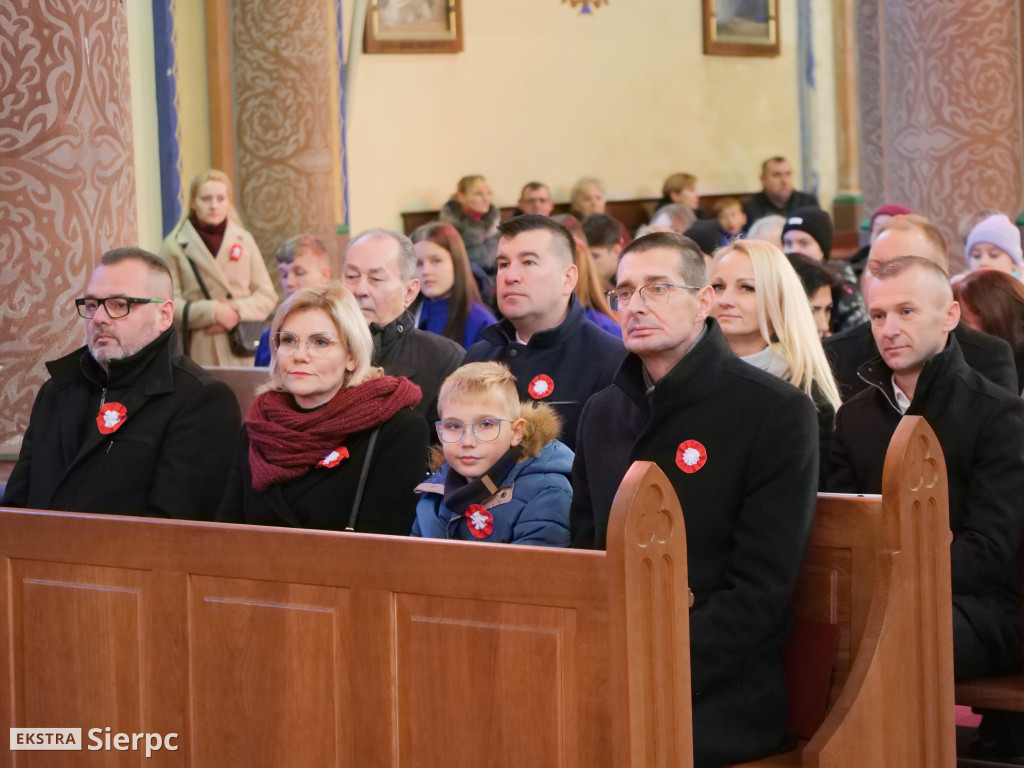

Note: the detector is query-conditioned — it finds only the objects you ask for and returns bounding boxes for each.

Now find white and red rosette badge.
[527,374,554,399]
[675,439,707,474]
[318,446,349,469]
[96,403,127,434]
[464,503,494,539]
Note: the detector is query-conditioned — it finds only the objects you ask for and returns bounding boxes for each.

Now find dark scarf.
[189,212,228,257]
[246,375,421,491]
[442,446,521,515]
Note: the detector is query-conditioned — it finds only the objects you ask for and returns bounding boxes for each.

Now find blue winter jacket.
[411,440,573,546]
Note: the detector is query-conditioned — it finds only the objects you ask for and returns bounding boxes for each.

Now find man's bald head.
[870,215,949,272]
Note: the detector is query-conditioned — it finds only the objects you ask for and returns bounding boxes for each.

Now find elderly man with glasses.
[571,232,819,768]
[3,247,240,519]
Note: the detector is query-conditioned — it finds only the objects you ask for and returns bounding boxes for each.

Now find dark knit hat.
[782,207,834,260]
[684,219,729,257]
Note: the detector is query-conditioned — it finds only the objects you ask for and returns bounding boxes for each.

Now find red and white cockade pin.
[96,402,128,435]
[318,446,350,469]
[464,503,494,539]
[675,439,707,474]
[229,244,243,261]
[527,374,554,399]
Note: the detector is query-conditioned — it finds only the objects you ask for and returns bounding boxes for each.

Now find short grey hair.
[617,232,708,288]
[345,228,417,281]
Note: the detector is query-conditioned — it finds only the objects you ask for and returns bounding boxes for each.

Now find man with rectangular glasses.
[571,232,818,768]
[3,248,240,519]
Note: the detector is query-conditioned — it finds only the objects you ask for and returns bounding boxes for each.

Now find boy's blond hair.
[432,363,562,469]
[438,362,521,422]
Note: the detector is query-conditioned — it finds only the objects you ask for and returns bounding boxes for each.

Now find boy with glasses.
[3,248,240,519]
[411,362,572,546]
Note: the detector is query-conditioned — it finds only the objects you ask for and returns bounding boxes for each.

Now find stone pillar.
[0,0,138,455]
[206,0,347,280]
[857,0,1024,270]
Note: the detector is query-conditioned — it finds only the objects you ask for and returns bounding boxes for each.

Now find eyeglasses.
[273,331,340,358]
[605,283,700,312]
[75,297,165,319]
[435,417,508,443]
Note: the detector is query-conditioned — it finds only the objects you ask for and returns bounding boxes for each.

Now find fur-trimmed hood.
[439,199,501,245]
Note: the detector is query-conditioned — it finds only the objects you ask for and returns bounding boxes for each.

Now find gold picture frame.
[703,0,780,57]
[364,0,463,54]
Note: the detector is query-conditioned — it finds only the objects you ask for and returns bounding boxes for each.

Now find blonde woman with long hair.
[160,169,277,366]
[709,238,841,488]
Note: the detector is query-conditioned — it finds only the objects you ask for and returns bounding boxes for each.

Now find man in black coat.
[2,248,241,519]
[825,214,1017,400]
[343,229,464,425]
[571,232,819,768]
[830,256,1024,678]
[464,215,624,450]
[742,156,820,229]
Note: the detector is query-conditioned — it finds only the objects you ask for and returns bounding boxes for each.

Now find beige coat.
[160,219,278,367]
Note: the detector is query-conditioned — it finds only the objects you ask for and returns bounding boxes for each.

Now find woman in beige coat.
[160,169,278,367]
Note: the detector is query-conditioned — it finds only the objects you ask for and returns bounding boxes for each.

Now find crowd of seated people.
[7,155,1024,765]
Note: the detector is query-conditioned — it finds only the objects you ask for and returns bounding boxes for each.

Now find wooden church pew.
[0,416,953,767]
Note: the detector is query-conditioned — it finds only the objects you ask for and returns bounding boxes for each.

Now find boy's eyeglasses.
[435,417,507,443]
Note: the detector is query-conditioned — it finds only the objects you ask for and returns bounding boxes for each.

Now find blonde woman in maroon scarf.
[217,283,429,532]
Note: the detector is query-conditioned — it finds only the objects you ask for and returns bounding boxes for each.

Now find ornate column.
[857,0,1024,270]
[0,0,138,455]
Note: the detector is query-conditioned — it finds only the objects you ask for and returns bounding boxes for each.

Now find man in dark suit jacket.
[571,232,818,768]
[343,229,464,425]
[825,214,1017,400]
[742,156,820,228]
[2,248,240,519]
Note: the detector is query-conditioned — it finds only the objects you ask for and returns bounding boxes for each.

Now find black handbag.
[185,256,270,357]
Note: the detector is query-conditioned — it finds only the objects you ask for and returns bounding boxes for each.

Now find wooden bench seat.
[0,416,954,767]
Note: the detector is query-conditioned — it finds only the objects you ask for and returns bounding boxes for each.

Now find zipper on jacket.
[99,387,107,408]
[855,370,903,415]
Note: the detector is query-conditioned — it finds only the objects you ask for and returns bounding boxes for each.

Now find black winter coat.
[741,189,820,229]
[3,328,240,519]
[463,296,624,451]
[824,320,1016,401]
[571,320,819,768]
[828,337,1024,674]
[372,310,464,426]
[217,407,428,534]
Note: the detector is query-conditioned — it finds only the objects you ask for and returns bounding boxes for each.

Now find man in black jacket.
[829,255,1024,757]
[825,214,1016,399]
[343,229,464,425]
[463,215,623,450]
[3,248,240,519]
[742,156,820,228]
[571,232,818,768]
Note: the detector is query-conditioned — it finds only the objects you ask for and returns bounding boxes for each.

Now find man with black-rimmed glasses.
[3,247,240,519]
[570,231,818,768]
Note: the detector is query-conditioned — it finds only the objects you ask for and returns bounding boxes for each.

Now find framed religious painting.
[364,0,463,53]
[702,0,780,57]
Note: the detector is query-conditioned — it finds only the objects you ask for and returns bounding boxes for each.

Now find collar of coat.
[46,327,180,397]
[854,333,966,413]
[441,199,501,234]
[480,294,585,349]
[370,310,415,357]
[613,318,729,412]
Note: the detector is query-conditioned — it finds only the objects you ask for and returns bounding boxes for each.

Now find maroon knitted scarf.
[245,375,421,492]
[189,213,227,257]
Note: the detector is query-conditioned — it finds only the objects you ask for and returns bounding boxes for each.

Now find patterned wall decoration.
[228,0,345,273]
[857,0,1023,270]
[0,0,138,455]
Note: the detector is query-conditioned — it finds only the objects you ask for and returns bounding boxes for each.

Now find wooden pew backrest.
[205,364,269,416]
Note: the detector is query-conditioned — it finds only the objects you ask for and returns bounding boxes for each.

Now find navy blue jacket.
[411,439,573,546]
[463,296,624,450]
[417,296,495,349]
